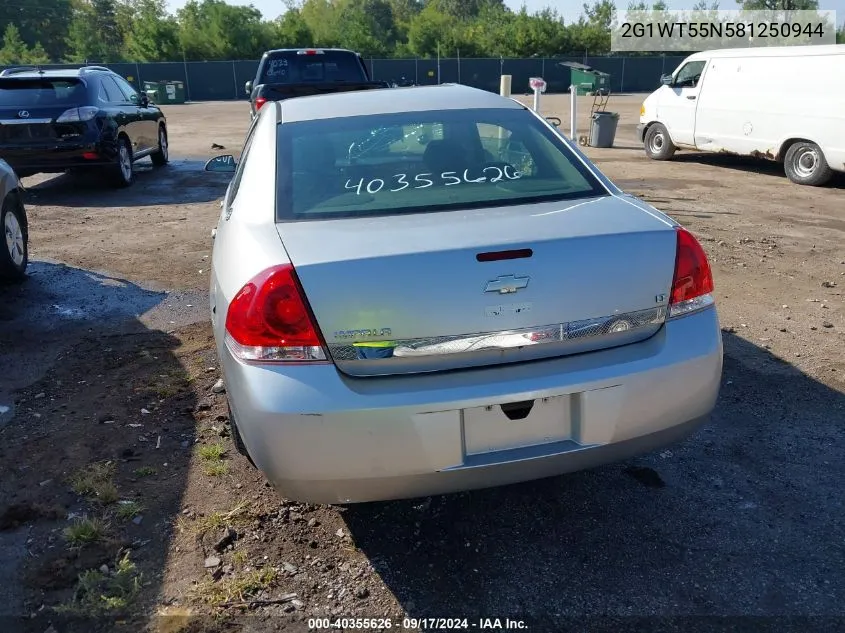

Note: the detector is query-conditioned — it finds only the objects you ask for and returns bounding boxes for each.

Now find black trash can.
[589,111,620,148]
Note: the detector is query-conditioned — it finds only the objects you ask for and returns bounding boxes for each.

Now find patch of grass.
[56,551,141,616]
[133,466,157,478]
[203,462,229,477]
[197,441,228,477]
[116,501,144,520]
[70,461,119,505]
[176,501,251,537]
[231,550,248,568]
[197,442,225,462]
[64,516,107,548]
[192,567,278,606]
[150,369,191,399]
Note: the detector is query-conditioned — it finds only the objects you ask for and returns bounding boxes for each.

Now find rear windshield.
[0,78,87,107]
[276,107,606,221]
[259,51,366,84]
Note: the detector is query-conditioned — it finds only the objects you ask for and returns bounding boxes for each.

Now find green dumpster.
[159,80,186,104]
[558,62,611,96]
[143,80,186,104]
[142,81,163,103]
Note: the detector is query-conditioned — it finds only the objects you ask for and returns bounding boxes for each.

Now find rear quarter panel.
[210,108,288,341]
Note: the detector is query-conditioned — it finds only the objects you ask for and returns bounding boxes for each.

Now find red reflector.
[82,152,99,160]
[225,264,326,355]
[255,97,267,110]
[476,249,533,262]
[670,227,714,305]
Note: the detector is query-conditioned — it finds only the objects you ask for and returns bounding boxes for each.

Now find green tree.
[335,0,397,57]
[121,0,180,62]
[300,0,342,46]
[0,23,30,65]
[571,0,616,54]
[505,7,571,57]
[27,42,52,64]
[407,1,478,57]
[177,0,273,60]
[0,0,72,62]
[274,7,314,48]
[429,0,506,21]
[65,0,124,62]
[735,0,817,8]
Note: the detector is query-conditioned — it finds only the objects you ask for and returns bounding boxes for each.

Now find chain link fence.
[1,56,690,102]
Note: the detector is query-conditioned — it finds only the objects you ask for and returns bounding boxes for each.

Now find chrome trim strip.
[0,118,53,125]
[328,306,666,363]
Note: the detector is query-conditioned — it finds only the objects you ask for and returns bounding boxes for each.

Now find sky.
[163,0,844,26]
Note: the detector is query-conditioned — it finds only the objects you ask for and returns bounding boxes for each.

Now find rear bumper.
[219,307,723,504]
[1,137,114,173]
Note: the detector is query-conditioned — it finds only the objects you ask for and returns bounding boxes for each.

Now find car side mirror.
[205,154,237,173]
[245,81,253,94]
[139,94,150,107]
[660,74,673,86]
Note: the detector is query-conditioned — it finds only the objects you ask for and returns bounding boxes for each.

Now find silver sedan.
[205,84,723,504]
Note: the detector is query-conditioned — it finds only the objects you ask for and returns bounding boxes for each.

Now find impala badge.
[484,274,529,294]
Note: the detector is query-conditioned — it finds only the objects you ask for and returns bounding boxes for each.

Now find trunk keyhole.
[500,400,534,421]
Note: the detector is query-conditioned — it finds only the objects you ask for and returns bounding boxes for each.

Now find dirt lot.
[1,94,843,633]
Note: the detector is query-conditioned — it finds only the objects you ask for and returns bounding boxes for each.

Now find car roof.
[263,47,358,55]
[0,67,112,80]
[278,84,525,123]
[685,43,845,62]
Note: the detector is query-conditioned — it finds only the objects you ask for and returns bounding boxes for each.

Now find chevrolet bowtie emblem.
[484,274,530,294]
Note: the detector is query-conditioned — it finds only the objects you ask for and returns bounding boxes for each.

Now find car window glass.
[112,76,140,104]
[99,77,124,103]
[477,124,537,177]
[674,61,706,88]
[277,107,604,221]
[0,78,86,107]
[226,121,261,214]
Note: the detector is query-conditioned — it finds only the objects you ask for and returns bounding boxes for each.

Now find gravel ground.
[0,94,842,633]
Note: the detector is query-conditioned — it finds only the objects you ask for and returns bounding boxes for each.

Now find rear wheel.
[644,123,676,161]
[784,141,832,186]
[0,192,28,282]
[109,136,134,188]
[151,125,169,167]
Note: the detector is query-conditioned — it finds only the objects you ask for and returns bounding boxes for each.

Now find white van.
[637,44,845,186]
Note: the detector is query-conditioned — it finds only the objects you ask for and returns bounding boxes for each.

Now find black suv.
[0,66,168,187]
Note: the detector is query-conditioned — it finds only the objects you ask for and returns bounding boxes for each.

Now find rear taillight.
[56,106,98,123]
[669,227,715,318]
[254,97,267,111]
[224,264,328,363]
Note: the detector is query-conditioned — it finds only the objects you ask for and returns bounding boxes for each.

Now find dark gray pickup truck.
[245,48,390,119]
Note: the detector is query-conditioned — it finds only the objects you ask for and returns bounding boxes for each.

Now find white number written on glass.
[343,168,521,195]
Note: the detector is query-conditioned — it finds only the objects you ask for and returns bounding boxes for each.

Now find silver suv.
[0,159,27,281]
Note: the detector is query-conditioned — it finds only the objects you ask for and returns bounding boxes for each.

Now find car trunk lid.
[277,195,678,377]
[0,78,88,145]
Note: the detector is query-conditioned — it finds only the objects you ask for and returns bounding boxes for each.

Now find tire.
[644,123,677,161]
[227,403,256,468]
[151,125,169,167]
[783,141,832,186]
[0,192,28,282]
[109,136,134,188]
